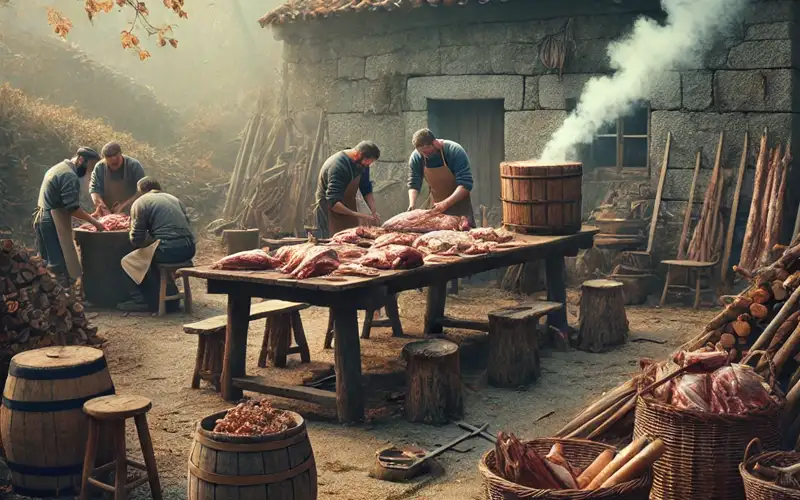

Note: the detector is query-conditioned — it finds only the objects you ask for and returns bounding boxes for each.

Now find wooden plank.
[438,316,490,332]
[232,377,337,406]
[183,300,310,334]
[491,301,564,320]
[221,294,251,401]
[721,132,749,283]
[647,132,671,254]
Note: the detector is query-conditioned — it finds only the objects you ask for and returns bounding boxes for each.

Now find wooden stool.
[659,259,717,309]
[80,395,162,500]
[156,261,193,317]
[324,293,403,348]
[402,339,463,424]
[184,301,310,389]
[258,310,311,368]
[578,279,629,353]
[487,301,562,388]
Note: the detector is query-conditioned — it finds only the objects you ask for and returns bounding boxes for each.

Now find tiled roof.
[259,0,507,27]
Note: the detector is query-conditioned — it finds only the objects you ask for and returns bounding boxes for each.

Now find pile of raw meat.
[209,209,516,279]
[646,349,780,415]
[77,214,131,232]
[213,399,297,435]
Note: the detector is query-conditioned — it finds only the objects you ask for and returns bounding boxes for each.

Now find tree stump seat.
[402,339,463,425]
[487,301,563,388]
[578,279,629,353]
[183,300,310,390]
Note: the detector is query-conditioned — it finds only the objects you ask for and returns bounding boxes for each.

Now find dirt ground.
[8,240,718,500]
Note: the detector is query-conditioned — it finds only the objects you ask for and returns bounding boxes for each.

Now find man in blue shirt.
[406,128,475,227]
[89,142,146,216]
[313,141,381,238]
[35,147,106,284]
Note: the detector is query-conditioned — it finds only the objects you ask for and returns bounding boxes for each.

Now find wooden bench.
[184,300,310,390]
[156,261,194,317]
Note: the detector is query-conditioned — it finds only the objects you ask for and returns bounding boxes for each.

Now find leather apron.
[328,174,362,235]
[102,159,135,214]
[423,150,475,226]
[35,161,83,280]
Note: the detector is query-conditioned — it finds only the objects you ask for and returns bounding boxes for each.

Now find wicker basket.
[479,437,652,500]
[633,395,782,500]
[740,438,800,500]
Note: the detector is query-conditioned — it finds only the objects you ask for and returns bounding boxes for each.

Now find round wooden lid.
[582,279,624,289]
[11,346,103,370]
[84,394,152,420]
[500,160,582,168]
[403,339,459,358]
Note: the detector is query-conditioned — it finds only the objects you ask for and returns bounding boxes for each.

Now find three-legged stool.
[80,395,162,500]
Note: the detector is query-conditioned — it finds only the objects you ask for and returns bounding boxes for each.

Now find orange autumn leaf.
[120,30,139,49]
[46,8,72,38]
[116,0,126,6]
[168,38,178,48]
[138,49,151,61]
[157,32,167,47]
[136,2,149,15]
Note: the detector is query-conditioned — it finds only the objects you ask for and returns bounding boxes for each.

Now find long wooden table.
[180,227,598,423]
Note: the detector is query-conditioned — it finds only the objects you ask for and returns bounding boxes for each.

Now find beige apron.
[102,159,135,214]
[121,240,161,285]
[36,162,82,280]
[328,174,362,235]
[423,150,474,222]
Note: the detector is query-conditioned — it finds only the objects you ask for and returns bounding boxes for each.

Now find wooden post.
[222,293,251,401]
[385,294,403,337]
[402,339,463,424]
[424,283,447,335]
[578,279,629,353]
[260,315,292,368]
[333,305,364,423]
[545,256,568,332]
[487,307,541,388]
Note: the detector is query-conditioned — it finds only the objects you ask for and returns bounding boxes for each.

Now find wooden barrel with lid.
[0,346,115,497]
[500,161,583,235]
[188,409,317,500]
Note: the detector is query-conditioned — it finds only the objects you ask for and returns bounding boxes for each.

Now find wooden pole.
[721,132,749,283]
[333,305,364,423]
[647,132,672,255]
[221,293,251,401]
[707,132,726,261]
[677,151,702,260]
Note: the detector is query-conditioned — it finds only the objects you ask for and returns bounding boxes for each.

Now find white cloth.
[121,240,160,285]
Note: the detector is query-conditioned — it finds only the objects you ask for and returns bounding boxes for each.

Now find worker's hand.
[371,211,381,225]
[93,221,106,232]
[406,204,415,212]
[431,202,448,214]
[95,203,110,217]
[111,202,123,214]
[360,213,379,226]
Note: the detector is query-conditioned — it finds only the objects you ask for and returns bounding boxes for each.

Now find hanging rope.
[538,19,576,80]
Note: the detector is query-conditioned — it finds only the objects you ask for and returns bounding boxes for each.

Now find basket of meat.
[634,349,783,500]
[479,435,653,500]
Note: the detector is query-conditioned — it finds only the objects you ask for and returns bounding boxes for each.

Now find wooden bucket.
[74,230,135,307]
[0,346,115,497]
[500,161,582,235]
[188,409,317,500]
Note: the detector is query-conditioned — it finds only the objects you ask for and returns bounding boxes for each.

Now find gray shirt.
[38,160,81,220]
[314,151,373,208]
[89,155,145,199]
[129,191,194,249]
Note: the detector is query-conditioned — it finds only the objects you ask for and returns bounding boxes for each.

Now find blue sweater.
[407,140,473,192]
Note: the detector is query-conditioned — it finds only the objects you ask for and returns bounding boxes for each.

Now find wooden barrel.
[500,161,583,235]
[0,346,115,497]
[188,409,317,499]
[73,230,135,307]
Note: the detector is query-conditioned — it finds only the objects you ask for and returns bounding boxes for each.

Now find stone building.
[260,0,799,263]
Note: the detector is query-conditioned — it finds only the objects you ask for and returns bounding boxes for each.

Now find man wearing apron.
[313,141,381,238]
[34,147,106,286]
[118,177,196,312]
[89,142,146,216]
[406,128,476,227]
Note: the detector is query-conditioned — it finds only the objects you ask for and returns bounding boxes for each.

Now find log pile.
[211,99,327,237]
[0,240,103,382]
[557,233,800,447]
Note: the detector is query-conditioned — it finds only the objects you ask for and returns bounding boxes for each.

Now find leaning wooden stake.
[721,132,749,283]
[646,132,672,255]
[741,130,769,270]
[677,151,702,260]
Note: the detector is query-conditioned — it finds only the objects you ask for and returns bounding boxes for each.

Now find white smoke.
[540,0,747,161]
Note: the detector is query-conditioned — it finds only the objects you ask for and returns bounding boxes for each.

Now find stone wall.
[273,0,800,262]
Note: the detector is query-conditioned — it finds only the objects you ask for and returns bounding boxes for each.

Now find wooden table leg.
[221,293,251,401]
[386,294,404,337]
[544,256,568,332]
[424,283,447,335]
[332,305,364,423]
[660,265,672,308]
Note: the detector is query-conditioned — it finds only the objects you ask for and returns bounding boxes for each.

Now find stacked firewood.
[557,234,800,447]
[0,239,102,366]
[686,134,725,262]
[739,131,792,271]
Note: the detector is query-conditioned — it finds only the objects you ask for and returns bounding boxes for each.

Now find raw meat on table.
[330,226,386,244]
[382,209,470,233]
[323,244,368,261]
[462,241,498,255]
[289,246,340,279]
[413,230,474,254]
[278,243,317,273]
[372,232,418,248]
[357,244,424,270]
[469,227,514,243]
[211,249,281,271]
[332,263,381,277]
[77,214,131,232]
